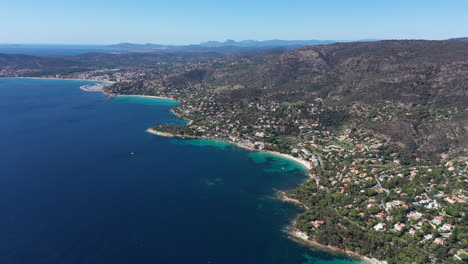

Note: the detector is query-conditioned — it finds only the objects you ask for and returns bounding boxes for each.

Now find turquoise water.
[0,78,362,264]
[112,95,180,107]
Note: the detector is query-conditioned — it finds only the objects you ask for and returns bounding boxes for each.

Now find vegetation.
[4,39,468,263]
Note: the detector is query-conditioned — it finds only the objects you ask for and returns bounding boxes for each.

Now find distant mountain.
[104,39,383,53]
[105,43,169,49]
[102,40,343,54]
[0,39,381,56]
[199,39,338,47]
[448,37,468,42]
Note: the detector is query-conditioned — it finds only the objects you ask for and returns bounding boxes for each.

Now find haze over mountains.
[1,39,376,56]
[2,37,467,56]
[448,37,468,42]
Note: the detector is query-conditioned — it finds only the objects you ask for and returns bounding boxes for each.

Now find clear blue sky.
[1,0,467,44]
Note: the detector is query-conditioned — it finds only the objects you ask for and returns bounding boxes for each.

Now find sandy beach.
[145,128,311,172]
[76,84,179,102]
[146,126,387,264]
[142,98,385,264]
[265,150,312,170]
[110,94,179,102]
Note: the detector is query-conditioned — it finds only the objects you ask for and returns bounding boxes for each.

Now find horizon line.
[1,37,464,46]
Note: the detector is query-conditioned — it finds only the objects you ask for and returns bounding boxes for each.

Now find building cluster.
[156,90,468,262]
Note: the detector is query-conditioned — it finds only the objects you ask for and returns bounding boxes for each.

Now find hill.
[2,39,467,263]
[109,40,468,160]
[448,37,468,42]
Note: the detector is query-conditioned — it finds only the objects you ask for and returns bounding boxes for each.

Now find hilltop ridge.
[108,40,468,160]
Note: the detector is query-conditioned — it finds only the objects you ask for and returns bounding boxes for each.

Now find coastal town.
[4,1,468,264]
[145,89,467,264]
[2,40,467,264]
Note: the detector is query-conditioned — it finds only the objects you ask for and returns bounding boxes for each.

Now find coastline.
[108,94,179,102]
[145,127,311,172]
[264,150,312,171]
[277,190,309,210]
[289,230,386,264]
[145,129,383,264]
[89,89,379,264]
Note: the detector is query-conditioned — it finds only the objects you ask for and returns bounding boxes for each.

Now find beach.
[109,94,178,101]
[145,127,312,172]
[94,89,375,264]
[146,126,381,264]
[265,150,312,170]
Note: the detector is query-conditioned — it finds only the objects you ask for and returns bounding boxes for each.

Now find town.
[2,40,467,264]
[146,85,467,264]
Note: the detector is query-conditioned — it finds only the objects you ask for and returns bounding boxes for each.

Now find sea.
[0,45,118,56]
[0,78,362,264]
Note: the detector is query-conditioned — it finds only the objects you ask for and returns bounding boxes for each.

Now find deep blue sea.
[0,78,361,264]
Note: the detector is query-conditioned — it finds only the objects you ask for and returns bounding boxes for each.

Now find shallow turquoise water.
[112,95,180,107]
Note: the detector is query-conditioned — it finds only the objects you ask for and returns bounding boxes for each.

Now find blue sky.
[1,0,467,44]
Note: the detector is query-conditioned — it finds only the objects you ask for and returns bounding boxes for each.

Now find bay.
[0,78,362,264]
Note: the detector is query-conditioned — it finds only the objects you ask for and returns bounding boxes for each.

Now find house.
[444,197,457,204]
[424,201,440,209]
[407,211,422,220]
[423,234,433,240]
[311,220,325,228]
[394,223,406,231]
[439,223,452,232]
[386,200,406,209]
[455,249,468,261]
[434,238,445,245]
[440,233,452,238]
[373,223,386,231]
[376,211,386,218]
[431,220,442,228]
[431,216,444,225]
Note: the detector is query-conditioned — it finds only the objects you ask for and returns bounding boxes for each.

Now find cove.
[0,78,362,264]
